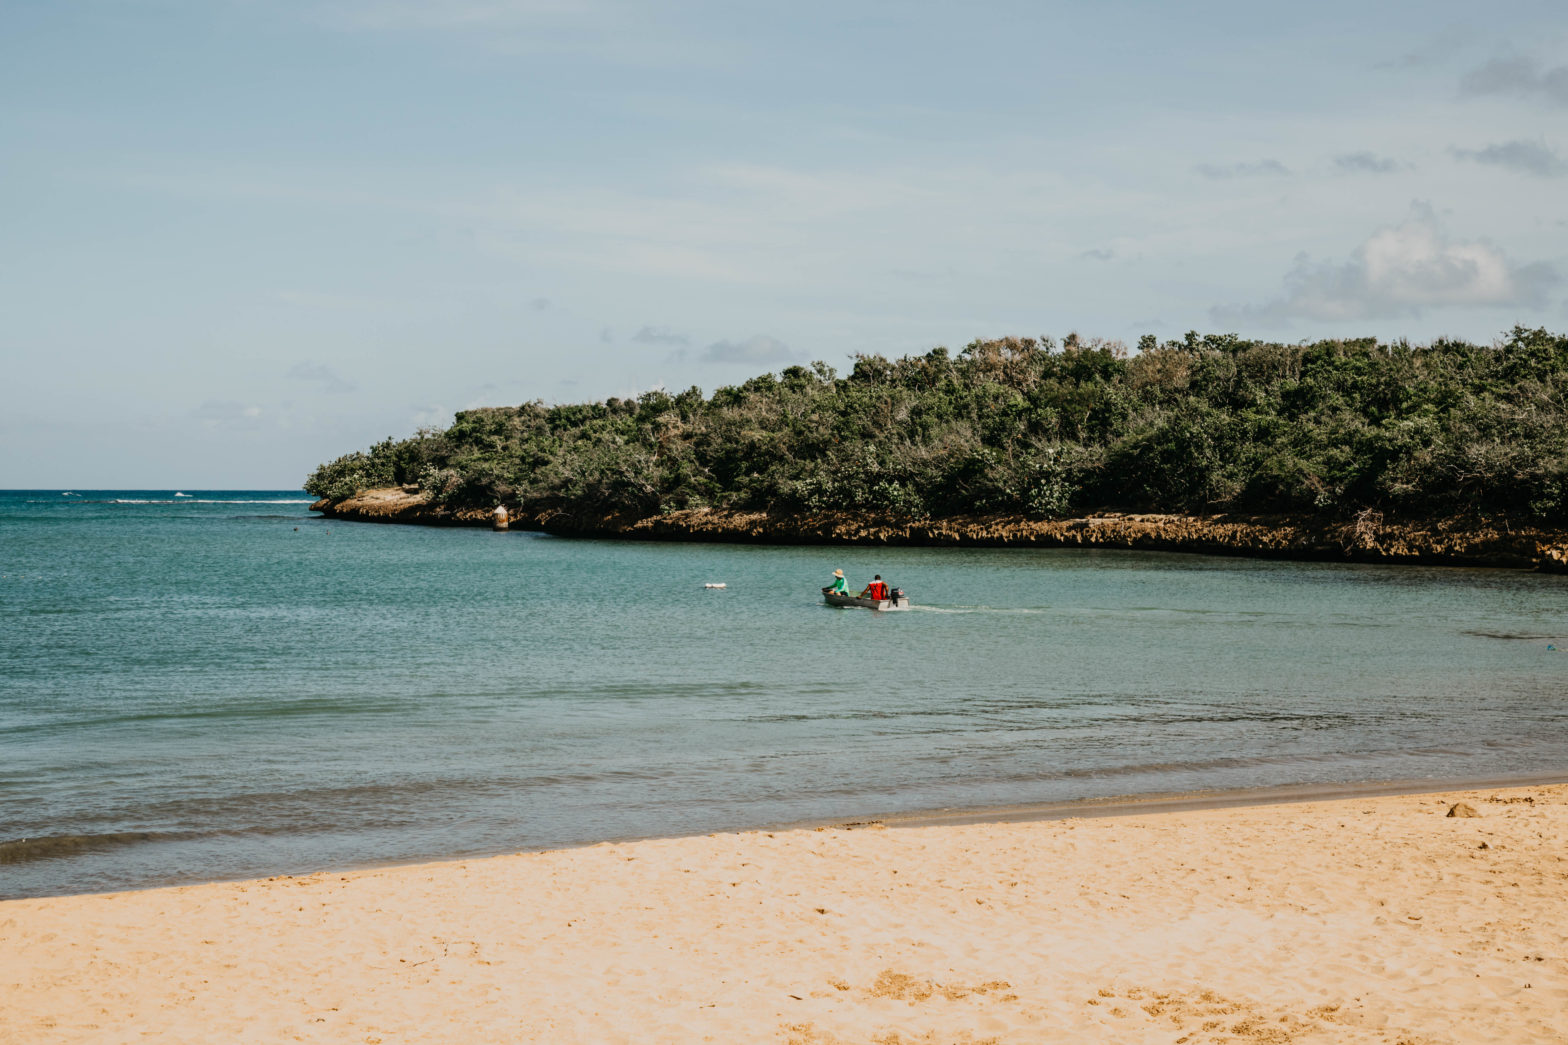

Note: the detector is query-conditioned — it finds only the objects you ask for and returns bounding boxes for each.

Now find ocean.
[2,490,1566,898]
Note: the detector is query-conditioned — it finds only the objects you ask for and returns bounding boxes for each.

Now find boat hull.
[822,590,910,611]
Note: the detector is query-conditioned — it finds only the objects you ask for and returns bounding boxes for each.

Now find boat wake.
[912,605,1053,615]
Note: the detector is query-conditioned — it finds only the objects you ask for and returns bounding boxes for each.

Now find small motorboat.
[821,586,910,611]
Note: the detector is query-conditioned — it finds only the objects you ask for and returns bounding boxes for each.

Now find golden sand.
[4,784,1565,1043]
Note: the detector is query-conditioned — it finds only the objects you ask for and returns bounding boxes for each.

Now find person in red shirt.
[859,574,889,600]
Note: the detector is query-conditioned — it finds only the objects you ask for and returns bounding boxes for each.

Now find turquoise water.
[2,490,1566,898]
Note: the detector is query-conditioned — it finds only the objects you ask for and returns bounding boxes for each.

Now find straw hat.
[833,569,844,577]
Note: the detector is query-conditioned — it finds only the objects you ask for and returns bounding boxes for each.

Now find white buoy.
[704,582,727,589]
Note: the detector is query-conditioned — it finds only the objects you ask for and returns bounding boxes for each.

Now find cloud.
[631,325,689,346]
[529,296,551,311]
[1459,54,1568,106]
[1375,26,1470,70]
[1195,159,1290,180]
[701,334,796,364]
[1211,202,1559,325]
[1078,248,1115,261]
[1451,139,1566,177]
[286,362,358,393]
[193,400,265,430]
[307,0,714,68]
[312,1,612,36]
[409,405,452,429]
[1334,151,1403,174]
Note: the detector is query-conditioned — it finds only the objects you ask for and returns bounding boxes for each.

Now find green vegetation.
[306,327,1568,525]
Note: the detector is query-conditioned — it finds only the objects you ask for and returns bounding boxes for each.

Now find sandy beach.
[4,783,1565,1044]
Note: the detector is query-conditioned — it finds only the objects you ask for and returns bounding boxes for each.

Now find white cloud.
[701,334,795,364]
[1212,203,1559,325]
[631,325,689,346]
[1451,139,1566,177]
[193,401,266,430]
[1334,151,1403,174]
[287,362,358,393]
[1195,159,1290,180]
[411,405,451,428]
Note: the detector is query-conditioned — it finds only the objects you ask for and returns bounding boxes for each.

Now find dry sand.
[4,784,1566,1044]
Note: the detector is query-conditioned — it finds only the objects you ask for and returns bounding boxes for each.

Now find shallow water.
[2,490,1566,898]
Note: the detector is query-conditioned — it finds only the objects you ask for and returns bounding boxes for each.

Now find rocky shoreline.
[311,488,1568,572]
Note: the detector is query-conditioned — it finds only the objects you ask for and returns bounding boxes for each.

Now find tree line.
[305,327,1568,525]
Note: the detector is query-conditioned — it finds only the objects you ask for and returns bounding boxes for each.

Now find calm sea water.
[2,490,1566,898]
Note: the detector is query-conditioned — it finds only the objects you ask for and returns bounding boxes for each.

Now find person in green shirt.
[826,568,849,595]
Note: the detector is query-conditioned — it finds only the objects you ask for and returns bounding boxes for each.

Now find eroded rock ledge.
[311,488,1568,572]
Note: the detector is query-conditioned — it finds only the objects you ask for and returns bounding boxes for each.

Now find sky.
[2,0,1566,487]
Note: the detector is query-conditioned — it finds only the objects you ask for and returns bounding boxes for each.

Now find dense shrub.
[305,327,1568,525]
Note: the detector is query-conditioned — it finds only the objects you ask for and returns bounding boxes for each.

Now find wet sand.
[4,782,1566,1044]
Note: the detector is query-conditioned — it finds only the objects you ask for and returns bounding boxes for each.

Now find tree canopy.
[306,327,1568,525]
